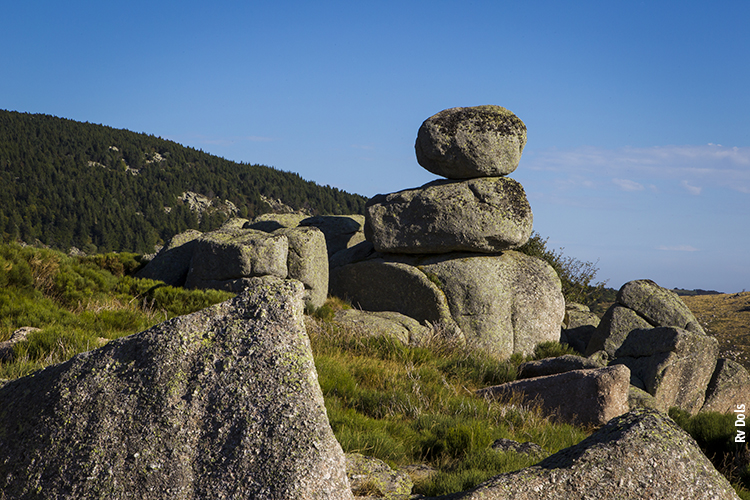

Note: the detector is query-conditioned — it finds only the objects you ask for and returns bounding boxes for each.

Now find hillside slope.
[682,291,750,371]
[0,110,366,253]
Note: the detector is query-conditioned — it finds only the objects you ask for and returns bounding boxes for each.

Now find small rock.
[346,453,413,500]
[491,438,544,456]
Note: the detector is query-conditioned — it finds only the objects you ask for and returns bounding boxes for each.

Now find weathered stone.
[329,241,377,270]
[586,280,706,357]
[333,309,432,347]
[329,258,461,340]
[477,365,631,426]
[585,305,653,357]
[701,358,750,414]
[331,251,563,360]
[491,439,544,456]
[560,325,597,355]
[346,454,412,500]
[364,177,533,254]
[0,280,353,500]
[246,212,309,232]
[218,217,250,231]
[135,229,202,286]
[612,327,719,414]
[517,354,603,380]
[414,105,527,179]
[628,386,659,411]
[184,228,288,290]
[300,215,366,257]
[452,408,740,499]
[417,251,564,359]
[273,226,329,308]
[563,302,600,329]
[617,279,705,334]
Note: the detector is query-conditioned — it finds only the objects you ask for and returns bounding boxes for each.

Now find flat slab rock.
[0,279,352,500]
[477,365,631,426]
[451,408,740,500]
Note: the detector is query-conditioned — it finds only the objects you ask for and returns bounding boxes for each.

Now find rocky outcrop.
[330,106,563,360]
[587,279,705,357]
[477,365,631,426]
[701,358,750,414]
[611,326,719,414]
[273,226,329,308]
[247,214,366,259]
[452,408,740,499]
[415,251,564,359]
[0,280,352,500]
[414,105,527,179]
[331,250,564,359]
[364,177,533,254]
[134,219,330,309]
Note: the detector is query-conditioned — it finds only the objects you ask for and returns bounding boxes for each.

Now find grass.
[306,309,589,496]
[0,243,233,379]
[682,292,750,370]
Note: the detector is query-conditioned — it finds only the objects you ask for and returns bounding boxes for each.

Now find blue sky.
[2,1,749,292]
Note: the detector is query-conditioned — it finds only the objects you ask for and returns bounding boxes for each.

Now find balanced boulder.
[0,280,352,500]
[415,105,527,179]
[453,408,740,499]
[364,177,533,254]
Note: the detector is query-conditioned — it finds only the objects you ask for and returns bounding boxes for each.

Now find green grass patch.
[0,243,233,379]
[307,310,590,496]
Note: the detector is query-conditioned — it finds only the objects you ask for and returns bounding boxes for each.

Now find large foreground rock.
[414,105,527,179]
[452,408,740,499]
[477,365,631,426]
[0,280,352,500]
[364,177,533,254]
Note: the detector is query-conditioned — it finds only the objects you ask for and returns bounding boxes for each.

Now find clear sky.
[2,1,749,292]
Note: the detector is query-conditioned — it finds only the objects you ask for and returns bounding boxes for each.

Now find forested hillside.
[0,110,367,254]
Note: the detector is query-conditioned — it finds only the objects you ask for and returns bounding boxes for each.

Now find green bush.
[518,232,606,306]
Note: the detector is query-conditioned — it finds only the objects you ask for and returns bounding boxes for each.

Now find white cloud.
[351,144,375,150]
[612,178,644,191]
[522,144,750,194]
[657,245,700,252]
[680,180,702,195]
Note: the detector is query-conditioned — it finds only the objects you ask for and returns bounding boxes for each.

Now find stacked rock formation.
[331,106,565,359]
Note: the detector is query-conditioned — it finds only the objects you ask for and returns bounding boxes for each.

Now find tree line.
[0,110,367,254]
